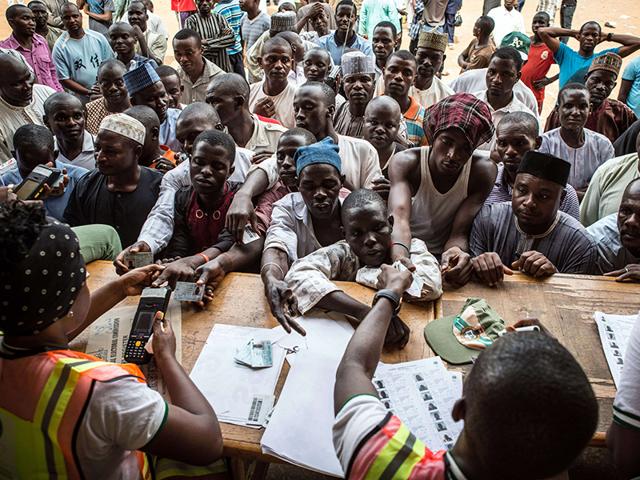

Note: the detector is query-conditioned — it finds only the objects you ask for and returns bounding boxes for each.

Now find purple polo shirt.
[0,34,63,92]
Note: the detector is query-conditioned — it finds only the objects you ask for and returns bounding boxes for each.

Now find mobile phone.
[124,287,172,364]
[14,165,61,201]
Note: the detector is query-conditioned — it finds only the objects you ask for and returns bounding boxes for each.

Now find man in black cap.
[469,151,596,286]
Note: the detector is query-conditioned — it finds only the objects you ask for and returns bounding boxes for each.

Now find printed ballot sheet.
[85,301,182,397]
[595,311,638,387]
[373,358,464,451]
[189,324,286,428]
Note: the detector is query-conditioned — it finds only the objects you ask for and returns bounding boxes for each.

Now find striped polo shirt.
[213,0,244,56]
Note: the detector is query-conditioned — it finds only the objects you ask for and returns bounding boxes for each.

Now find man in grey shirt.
[587,178,640,279]
[470,151,596,286]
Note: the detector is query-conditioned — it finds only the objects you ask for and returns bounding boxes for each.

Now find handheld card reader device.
[124,287,172,364]
[14,164,62,201]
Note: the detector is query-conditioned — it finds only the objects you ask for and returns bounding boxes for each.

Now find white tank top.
[409,147,472,256]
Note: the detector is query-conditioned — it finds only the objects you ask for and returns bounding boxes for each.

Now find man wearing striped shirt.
[212,0,245,77]
[185,0,234,72]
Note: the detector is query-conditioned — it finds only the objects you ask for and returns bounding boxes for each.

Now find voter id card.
[124,251,154,269]
[242,226,261,244]
[234,339,273,368]
[174,281,204,302]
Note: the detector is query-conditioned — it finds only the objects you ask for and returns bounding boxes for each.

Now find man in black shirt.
[64,113,162,248]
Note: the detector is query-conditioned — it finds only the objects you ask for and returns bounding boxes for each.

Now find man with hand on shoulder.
[470,151,596,286]
[588,178,640,282]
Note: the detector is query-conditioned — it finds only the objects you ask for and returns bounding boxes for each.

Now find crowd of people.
[3,0,640,477]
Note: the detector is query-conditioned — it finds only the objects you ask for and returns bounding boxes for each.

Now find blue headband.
[294,137,342,177]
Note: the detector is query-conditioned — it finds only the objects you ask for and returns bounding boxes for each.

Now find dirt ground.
[1,0,639,478]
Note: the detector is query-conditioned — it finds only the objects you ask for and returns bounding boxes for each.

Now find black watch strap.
[373,289,401,313]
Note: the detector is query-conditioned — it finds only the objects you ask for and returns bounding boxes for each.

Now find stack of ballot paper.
[373,357,463,451]
[595,311,638,387]
[190,324,286,428]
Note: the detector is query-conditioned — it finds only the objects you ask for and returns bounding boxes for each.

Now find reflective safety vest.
[349,414,447,480]
[0,349,151,480]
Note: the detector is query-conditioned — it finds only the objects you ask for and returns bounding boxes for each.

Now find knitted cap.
[123,62,161,96]
[270,11,297,33]
[417,31,448,52]
[341,51,375,77]
[588,52,623,76]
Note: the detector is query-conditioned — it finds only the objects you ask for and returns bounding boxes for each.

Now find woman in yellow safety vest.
[0,201,226,480]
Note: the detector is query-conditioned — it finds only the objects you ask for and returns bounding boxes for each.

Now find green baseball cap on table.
[500,32,531,60]
[424,298,507,365]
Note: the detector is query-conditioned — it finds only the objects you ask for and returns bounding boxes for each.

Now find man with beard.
[588,178,640,280]
[470,151,596,286]
[487,112,580,220]
[546,53,637,144]
[334,51,376,138]
[64,114,163,248]
[410,31,453,109]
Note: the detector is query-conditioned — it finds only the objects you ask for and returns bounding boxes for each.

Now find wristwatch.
[373,289,401,314]
[607,32,614,41]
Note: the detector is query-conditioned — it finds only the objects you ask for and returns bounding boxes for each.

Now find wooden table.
[83,262,634,460]
[440,273,640,444]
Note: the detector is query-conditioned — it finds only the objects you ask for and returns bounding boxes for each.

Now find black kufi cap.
[517,151,571,187]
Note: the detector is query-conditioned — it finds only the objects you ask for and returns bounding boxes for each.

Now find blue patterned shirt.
[213,0,243,56]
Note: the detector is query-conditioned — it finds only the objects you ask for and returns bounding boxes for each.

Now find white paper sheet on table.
[189,324,286,428]
[373,357,464,451]
[85,301,182,398]
[261,312,355,477]
[595,311,638,387]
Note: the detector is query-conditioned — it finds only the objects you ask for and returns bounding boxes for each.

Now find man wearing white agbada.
[64,113,164,248]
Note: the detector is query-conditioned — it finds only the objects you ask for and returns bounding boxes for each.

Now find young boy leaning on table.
[284,188,443,348]
[333,264,599,480]
[0,200,229,479]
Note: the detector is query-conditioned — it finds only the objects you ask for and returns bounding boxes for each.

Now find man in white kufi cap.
[63,113,165,248]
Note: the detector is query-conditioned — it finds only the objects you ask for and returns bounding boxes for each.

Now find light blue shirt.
[554,42,620,88]
[52,30,114,89]
[0,159,88,221]
[587,213,639,273]
[160,108,182,153]
[622,56,640,117]
[316,32,373,66]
